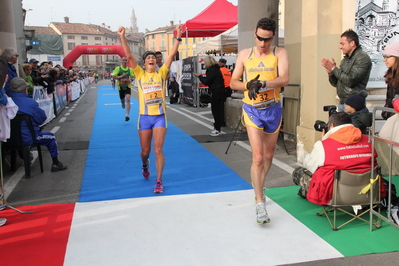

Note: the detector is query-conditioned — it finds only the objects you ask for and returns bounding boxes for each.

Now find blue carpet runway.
[64,86,398,265]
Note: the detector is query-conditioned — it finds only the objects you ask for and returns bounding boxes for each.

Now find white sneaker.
[209,129,220,136]
[219,130,226,135]
[256,202,271,224]
[0,218,6,227]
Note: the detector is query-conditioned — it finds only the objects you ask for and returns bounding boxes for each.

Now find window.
[162,33,164,38]
[96,55,102,65]
[82,55,89,65]
[81,43,88,46]
[193,38,196,44]
[152,34,155,39]
[95,37,102,41]
[81,36,88,40]
[68,42,75,50]
[161,40,165,51]
[67,36,75,40]
[152,41,155,51]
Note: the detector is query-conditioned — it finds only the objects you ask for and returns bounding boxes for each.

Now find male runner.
[230,17,289,224]
[112,57,135,121]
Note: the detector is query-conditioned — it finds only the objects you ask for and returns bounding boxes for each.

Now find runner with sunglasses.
[230,17,289,225]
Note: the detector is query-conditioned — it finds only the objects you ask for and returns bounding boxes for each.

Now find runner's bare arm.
[230,49,250,91]
[165,25,182,69]
[118,26,137,69]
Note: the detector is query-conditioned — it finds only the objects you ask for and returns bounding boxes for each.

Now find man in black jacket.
[321,29,371,112]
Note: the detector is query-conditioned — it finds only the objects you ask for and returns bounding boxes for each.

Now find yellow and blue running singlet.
[134,64,169,116]
[242,46,281,107]
[242,46,282,134]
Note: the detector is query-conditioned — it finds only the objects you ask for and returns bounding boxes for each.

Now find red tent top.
[179,0,238,38]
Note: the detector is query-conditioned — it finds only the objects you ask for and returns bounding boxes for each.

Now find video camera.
[313,105,337,133]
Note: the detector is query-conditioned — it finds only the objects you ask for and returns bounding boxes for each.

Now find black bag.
[381,178,399,209]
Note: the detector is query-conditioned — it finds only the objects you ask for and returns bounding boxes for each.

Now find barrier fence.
[32,77,90,126]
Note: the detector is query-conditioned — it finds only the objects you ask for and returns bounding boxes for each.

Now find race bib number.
[120,77,130,87]
[252,88,276,109]
[144,85,163,105]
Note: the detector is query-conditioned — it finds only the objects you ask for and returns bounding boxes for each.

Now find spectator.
[0,55,19,226]
[292,112,376,205]
[321,29,372,112]
[9,77,67,172]
[155,51,163,69]
[0,54,8,225]
[168,77,179,104]
[219,58,232,98]
[22,63,34,97]
[2,48,19,95]
[382,42,399,120]
[344,91,372,134]
[219,58,231,127]
[194,56,226,136]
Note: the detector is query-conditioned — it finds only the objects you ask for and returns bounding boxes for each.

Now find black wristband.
[175,37,182,42]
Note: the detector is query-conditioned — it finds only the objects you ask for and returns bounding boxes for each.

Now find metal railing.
[370,106,399,231]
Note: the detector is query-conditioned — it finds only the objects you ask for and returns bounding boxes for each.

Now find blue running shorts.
[242,103,282,134]
[138,114,167,130]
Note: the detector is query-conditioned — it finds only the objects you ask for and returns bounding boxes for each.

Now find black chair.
[2,113,43,179]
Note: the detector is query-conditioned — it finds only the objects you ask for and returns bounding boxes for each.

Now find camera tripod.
[225,115,245,154]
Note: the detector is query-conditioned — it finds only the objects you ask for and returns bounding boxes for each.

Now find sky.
[22,0,238,32]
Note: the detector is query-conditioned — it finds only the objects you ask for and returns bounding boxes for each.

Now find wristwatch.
[174,37,182,42]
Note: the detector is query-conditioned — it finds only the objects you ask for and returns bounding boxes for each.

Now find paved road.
[2,80,398,265]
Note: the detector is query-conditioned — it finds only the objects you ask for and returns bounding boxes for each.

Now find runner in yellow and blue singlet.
[230,17,290,225]
[118,24,182,194]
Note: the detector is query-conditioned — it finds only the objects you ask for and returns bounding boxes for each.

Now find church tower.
[383,0,389,10]
[130,9,139,33]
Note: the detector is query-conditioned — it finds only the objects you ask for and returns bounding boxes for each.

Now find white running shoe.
[256,202,271,224]
[209,129,220,136]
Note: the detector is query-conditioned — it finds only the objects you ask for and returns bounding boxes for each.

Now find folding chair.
[316,167,381,231]
[2,113,43,179]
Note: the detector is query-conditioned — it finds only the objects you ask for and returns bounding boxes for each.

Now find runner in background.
[112,57,134,121]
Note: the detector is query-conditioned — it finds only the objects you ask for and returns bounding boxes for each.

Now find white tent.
[195,26,285,55]
[195,25,238,55]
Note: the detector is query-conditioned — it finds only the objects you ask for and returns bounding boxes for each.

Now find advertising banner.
[181,57,195,105]
[355,0,399,88]
[32,86,55,125]
[70,81,81,101]
[54,84,67,116]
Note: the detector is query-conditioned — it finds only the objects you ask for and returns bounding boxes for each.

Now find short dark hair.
[341,29,359,47]
[256,17,276,35]
[328,112,352,127]
[155,51,162,56]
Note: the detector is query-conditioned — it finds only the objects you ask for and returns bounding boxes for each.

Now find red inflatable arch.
[63,45,127,69]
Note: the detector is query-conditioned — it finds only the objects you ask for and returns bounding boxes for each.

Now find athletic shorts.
[138,114,167,130]
[242,103,282,134]
[118,87,131,99]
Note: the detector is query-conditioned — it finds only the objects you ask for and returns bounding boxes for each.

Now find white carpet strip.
[64,190,342,266]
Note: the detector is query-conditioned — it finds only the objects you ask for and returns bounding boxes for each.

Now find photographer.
[292,112,376,205]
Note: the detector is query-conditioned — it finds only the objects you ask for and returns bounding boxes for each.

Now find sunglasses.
[256,34,273,42]
[383,55,395,59]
